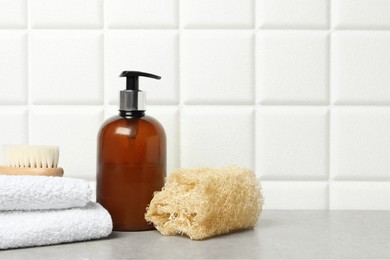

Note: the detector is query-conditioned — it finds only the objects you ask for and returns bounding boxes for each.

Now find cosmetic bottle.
[97,71,166,231]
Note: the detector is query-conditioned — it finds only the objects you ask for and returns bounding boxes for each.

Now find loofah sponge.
[145,166,263,240]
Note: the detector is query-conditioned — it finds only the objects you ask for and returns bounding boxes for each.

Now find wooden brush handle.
[0,166,64,177]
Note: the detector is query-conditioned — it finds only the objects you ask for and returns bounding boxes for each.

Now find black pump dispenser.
[119,71,161,112]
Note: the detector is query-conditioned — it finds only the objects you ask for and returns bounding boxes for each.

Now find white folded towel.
[0,175,92,211]
[0,202,112,249]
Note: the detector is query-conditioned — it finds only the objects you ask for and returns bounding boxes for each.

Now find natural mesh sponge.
[145,166,263,240]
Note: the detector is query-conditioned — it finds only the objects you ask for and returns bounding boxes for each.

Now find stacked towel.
[0,176,112,250]
[0,175,92,211]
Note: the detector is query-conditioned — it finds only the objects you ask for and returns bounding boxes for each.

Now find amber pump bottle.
[97,71,166,231]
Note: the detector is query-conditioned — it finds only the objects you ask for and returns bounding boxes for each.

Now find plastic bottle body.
[97,113,166,231]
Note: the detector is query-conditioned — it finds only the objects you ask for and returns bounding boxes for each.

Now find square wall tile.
[182,31,254,105]
[332,0,390,29]
[257,0,329,29]
[331,108,390,180]
[0,107,27,162]
[30,0,102,29]
[30,107,104,180]
[30,31,103,105]
[330,181,390,210]
[256,107,328,180]
[262,181,328,209]
[0,32,27,105]
[0,0,26,28]
[181,106,254,170]
[105,31,179,105]
[332,32,390,105]
[181,0,254,29]
[257,31,329,105]
[105,0,178,29]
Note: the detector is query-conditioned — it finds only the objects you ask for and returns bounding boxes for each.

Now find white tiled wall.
[0,0,390,210]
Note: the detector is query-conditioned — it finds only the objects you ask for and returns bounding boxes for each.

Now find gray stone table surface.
[1,210,390,259]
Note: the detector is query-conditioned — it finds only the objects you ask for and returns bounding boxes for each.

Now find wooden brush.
[0,145,64,176]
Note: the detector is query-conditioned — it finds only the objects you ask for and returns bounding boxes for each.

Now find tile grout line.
[102,0,106,121]
[253,0,257,173]
[26,0,31,145]
[178,0,182,169]
[327,0,332,210]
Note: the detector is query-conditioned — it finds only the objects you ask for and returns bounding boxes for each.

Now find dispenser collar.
[119,71,161,113]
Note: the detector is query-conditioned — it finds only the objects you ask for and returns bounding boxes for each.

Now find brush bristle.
[4,145,59,168]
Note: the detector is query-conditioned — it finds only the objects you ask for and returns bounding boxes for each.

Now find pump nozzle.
[119,71,161,113]
[120,71,161,91]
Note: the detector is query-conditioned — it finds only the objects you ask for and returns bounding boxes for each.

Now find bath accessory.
[97,71,166,231]
[0,145,64,176]
[0,202,112,250]
[0,175,92,211]
[145,166,263,240]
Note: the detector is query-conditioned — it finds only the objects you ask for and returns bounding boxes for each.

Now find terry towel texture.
[0,176,112,250]
[0,202,112,250]
[145,166,263,240]
[0,175,92,211]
